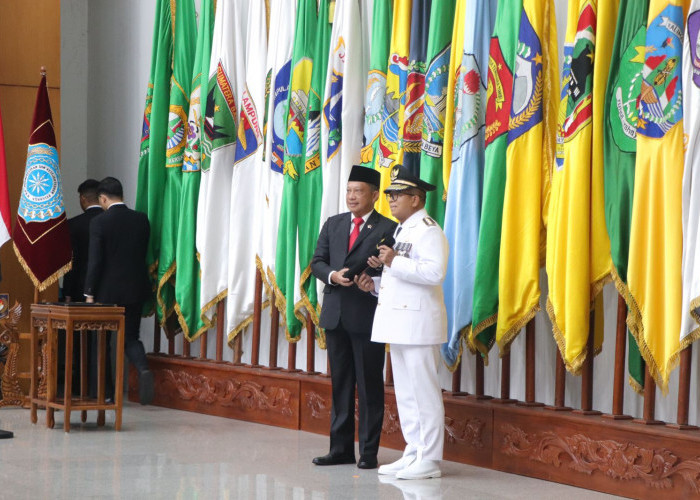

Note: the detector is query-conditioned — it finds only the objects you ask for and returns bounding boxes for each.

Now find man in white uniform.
[355,165,448,480]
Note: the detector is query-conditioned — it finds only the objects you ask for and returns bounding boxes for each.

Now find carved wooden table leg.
[81,330,88,423]
[63,320,74,433]
[114,317,125,431]
[97,330,106,427]
[30,324,39,424]
[46,320,56,429]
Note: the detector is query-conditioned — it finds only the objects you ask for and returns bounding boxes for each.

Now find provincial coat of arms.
[689,10,700,89]
[201,62,238,172]
[284,57,313,180]
[360,69,387,164]
[508,11,543,143]
[378,53,410,169]
[451,54,485,162]
[271,60,292,174]
[234,86,262,164]
[183,85,203,172]
[324,38,346,162]
[485,37,513,147]
[637,5,684,139]
[166,103,188,167]
[422,44,450,158]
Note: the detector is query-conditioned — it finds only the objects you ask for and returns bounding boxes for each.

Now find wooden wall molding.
[132,355,700,498]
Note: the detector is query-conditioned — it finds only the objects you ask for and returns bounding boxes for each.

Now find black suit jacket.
[63,206,103,300]
[84,204,150,304]
[311,210,397,334]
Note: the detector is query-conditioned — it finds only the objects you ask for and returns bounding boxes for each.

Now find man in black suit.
[84,177,154,405]
[61,179,113,397]
[311,165,397,470]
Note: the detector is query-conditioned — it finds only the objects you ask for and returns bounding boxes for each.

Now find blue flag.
[441,0,495,369]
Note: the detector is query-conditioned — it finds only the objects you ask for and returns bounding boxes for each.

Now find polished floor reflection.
[0,403,619,499]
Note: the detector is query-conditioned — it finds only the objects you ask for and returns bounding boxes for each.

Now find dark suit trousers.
[326,326,385,458]
[123,303,149,373]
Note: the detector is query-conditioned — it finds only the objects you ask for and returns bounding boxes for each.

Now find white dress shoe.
[377,455,416,475]
[395,459,441,480]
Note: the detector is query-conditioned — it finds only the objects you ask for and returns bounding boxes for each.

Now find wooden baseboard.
[130,355,700,498]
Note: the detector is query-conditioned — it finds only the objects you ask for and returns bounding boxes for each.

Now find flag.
[401,0,431,175]
[440,0,493,369]
[375,0,412,218]
[259,0,297,305]
[319,0,368,229]
[226,0,268,342]
[495,0,559,352]
[546,0,617,374]
[627,0,686,391]
[681,1,700,347]
[155,0,197,325]
[296,0,332,333]
[197,0,242,325]
[13,74,72,291]
[135,0,174,311]
[468,0,522,360]
[0,101,11,252]
[603,0,650,390]
[274,0,318,341]
[359,0,393,168]
[419,0,456,227]
[175,0,216,340]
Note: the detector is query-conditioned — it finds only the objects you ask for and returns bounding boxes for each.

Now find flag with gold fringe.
[155,0,197,326]
[225,0,268,343]
[681,0,700,347]
[441,0,493,369]
[175,0,216,340]
[603,0,649,390]
[468,0,522,361]
[496,0,559,353]
[13,73,72,291]
[627,0,686,392]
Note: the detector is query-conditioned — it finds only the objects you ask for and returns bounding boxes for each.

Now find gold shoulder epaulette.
[423,216,436,227]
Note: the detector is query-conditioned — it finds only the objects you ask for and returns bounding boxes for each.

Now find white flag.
[318,0,368,226]
[197,0,245,324]
[680,1,700,344]
[258,0,297,298]
[225,0,267,342]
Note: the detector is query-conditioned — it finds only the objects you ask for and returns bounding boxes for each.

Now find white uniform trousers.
[390,343,444,461]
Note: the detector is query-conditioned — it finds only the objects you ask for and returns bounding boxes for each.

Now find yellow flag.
[495,0,559,351]
[546,0,617,373]
[442,0,466,193]
[375,0,412,218]
[627,0,687,392]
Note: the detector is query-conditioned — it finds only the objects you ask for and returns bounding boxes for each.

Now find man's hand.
[354,272,375,293]
[85,295,95,304]
[330,268,353,287]
[378,245,396,267]
[367,255,382,269]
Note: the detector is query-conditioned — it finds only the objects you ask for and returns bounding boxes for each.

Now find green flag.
[275,0,318,341]
[156,0,197,325]
[603,0,649,391]
[135,0,174,315]
[297,0,332,334]
[175,0,215,340]
[469,0,522,360]
[360,0,393,168]
[419,0,456,226]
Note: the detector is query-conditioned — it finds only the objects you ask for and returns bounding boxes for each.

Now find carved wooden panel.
[443,397,493,467]
[0,303,24,407]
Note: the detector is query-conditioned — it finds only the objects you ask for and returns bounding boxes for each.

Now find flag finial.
[40,66,46,76]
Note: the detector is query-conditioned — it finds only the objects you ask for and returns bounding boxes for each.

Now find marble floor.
[0,403,620,499]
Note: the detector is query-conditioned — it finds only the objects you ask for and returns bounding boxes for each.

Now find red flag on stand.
[12,73,71,291]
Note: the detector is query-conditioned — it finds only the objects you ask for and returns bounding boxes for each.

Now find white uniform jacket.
[371,208,449,345]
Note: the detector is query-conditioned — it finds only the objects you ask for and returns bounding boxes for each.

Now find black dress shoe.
[357,456,378,469]
[312,453,356,466]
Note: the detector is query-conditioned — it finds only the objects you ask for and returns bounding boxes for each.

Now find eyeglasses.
[385,192,416,202]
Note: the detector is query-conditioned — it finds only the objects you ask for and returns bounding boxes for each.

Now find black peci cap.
[348,164,381,187]
[384,165,436,193]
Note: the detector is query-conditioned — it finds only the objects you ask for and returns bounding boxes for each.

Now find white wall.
[61,0,699,424]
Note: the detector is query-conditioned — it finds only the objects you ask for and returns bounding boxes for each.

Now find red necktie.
[348,217,363,251]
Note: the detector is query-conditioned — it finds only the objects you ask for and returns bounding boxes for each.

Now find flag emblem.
[485,38,513,147]
[166,104,188,166]
[508,11,543,142]
[360,70,387,162]
[19,145,62,222]
[140,84,153,151]
[609,27,647,152]
[403,58,426,155]
[378,54,410,168]
[324,38,346,162]
[422,44,450,158]
[637,5,683,139]
[234,87,262,164]
[183,87,202,172]
[272,60,292,173]
[284,57,313,179]
[452,54,485,157]
[689,11,700,88]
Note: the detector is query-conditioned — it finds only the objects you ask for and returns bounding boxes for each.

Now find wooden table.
[29,303,125,432]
